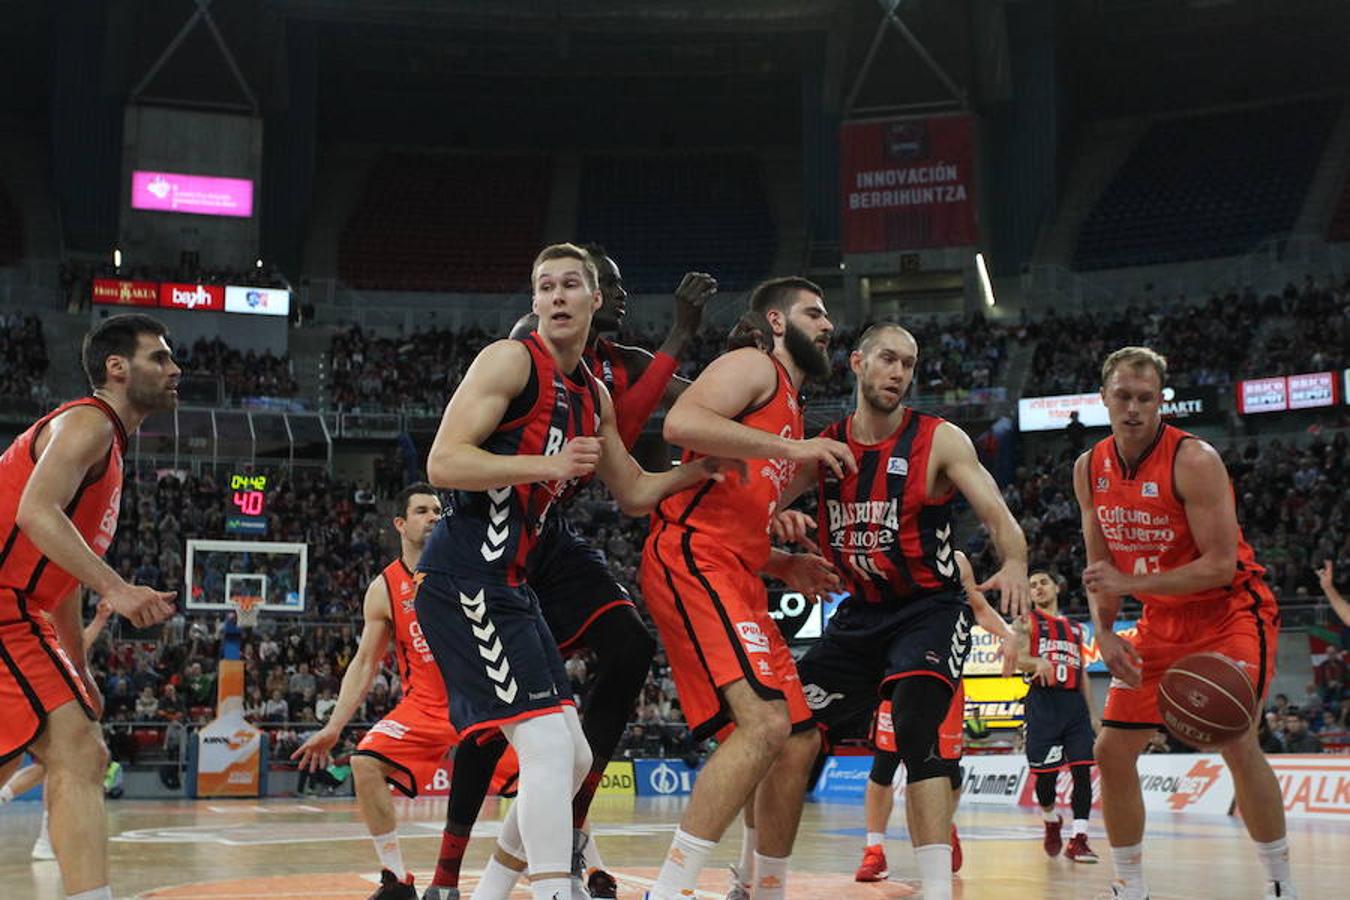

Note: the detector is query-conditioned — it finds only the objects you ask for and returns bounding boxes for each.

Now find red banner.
[840,114,978,253]
[91,278,159,307]
[159,282,225,312]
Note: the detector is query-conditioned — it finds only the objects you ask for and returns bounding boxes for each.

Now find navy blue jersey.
[420,333,602,586]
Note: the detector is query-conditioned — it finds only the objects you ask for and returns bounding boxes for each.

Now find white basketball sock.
[1255,837,1292,887]
[753,852,788,900]
[652,827,716,897]
[1110,842,1147,896]
[1073,818,1089,837]
[371,829,405,879]
[865,830,885,848]
[915,844,952,900]
[734,823,756,884]
[68,889,113,900]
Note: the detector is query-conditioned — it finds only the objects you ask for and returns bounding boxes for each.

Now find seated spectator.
[134,686,159,720]
[264,689,290,723]
[1280,712,1323,753]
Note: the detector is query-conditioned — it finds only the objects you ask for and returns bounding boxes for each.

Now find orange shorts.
[1102,582,1279,728]
[355,698,459,797]
[872,680,964,760]
[640,524,811,741]
[0,592,96,765]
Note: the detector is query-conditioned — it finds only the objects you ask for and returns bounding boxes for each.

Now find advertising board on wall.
[132,170,254,218]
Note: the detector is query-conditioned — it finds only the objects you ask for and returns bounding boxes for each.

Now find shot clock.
[226,472,269,535]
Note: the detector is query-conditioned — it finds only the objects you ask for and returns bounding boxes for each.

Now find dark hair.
[394,482,439,518]
[581,243,609,264]
[81,314,168,388]
[748,276,823,316]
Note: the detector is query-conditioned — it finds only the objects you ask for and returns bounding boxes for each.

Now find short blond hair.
[531,243,599,291]
[1101,346,1167,388]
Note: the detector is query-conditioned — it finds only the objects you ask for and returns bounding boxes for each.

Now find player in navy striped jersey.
[1012,570,1100,863]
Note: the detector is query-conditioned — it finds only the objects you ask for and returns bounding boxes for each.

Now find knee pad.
[562,705,593,785]
[870,749,901,787]
[889,676,957,785]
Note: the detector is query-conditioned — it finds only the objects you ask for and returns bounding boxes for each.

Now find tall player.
[791,323,1027,900]
[0,313,178,900]
[437,254,714,900]
[419,243,736,900]
[639,276,855,900]
[1013,571,1099,863]
[1076,347,1294,900]
[294,483,467,900]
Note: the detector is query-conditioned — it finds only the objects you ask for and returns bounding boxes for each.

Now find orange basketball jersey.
[654,354,803,573]
[1088,424,1268,619]
[383,559,447,712]
[0,397,126,613]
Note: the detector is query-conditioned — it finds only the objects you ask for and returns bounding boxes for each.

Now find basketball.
[1157,652,1260,750]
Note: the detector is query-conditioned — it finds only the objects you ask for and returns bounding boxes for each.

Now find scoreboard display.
[225,472,269,535]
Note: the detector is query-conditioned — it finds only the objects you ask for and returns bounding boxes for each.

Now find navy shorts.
[528,513,634,653]
[796,591,971,739]
[414,569,571,741]
[1024,687,1095,773]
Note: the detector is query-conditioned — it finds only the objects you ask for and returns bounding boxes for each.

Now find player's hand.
[1031,656,1054,687]
[1097,630,1143,688]
[788,436,856,481]
[292,726,340,772]
[977,561,1029,618]
[1082,561,1131,598]
[771,510,818,550]
[102,582,176,629]
[93,598,114,624]
[551,436,603,480]
[777,552,840,601]
[1316,559,1335,593]
[693,456,748,483]
[673,272,716,336]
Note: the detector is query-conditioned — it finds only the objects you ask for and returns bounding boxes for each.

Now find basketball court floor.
[2,794,1345,899]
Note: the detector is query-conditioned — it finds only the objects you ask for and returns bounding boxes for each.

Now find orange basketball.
[1157,652,1259,750]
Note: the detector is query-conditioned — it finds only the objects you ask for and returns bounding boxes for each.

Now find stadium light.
[975,252,995,307]
[112,247,122,270]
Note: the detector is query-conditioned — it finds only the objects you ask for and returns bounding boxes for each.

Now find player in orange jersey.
[1075,347,1294,900]
[0,313,178,900]
[296,483,456,899]
[639,276,855,900]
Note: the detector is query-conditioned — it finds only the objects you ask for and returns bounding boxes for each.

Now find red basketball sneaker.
[1043,815,1064,857]
[1065,833,1099,864]
[951,823,963,873]
[855,844,889,882]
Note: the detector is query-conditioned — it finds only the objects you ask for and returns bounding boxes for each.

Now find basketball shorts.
[1024,688,1095,772]
[414,570,572,742]
[872,681,965,760]
[640,523,811,741]
[1102,582,1279,729]
[0,590,96,765]
[796,592,972,739]
[354,698,458,798]
[528,513,634,653]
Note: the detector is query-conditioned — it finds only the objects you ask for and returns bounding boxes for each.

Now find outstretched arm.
[1318,560,1350,626]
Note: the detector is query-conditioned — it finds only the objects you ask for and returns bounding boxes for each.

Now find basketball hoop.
[229,593,263,629]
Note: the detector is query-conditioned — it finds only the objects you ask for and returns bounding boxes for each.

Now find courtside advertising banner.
[598,760,636,797]
[224,285,291,317]
[634,759,702,797]
[811,754,873,802]
[840,114,978,253]
[91,278,158,307]
[962,676,1029,729]
[132,170,254,217]
[1287,371,1336,410]
[1267,754,1350,819]
[958,754,1030,807]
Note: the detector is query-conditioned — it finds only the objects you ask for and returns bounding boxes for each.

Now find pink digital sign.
[131,170,253,217]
